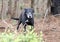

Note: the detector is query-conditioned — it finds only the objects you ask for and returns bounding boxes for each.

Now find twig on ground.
[2,20,17,34]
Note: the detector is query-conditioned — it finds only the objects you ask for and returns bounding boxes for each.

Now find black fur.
[11,8,34,32]
[51,0,60,15]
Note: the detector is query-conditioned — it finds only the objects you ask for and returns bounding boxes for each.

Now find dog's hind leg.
[17,21,21,30]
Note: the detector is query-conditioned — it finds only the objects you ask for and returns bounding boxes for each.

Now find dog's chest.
[25,19,32,25]
[25,19,30,22]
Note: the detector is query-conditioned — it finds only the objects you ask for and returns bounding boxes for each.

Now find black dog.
[11,8,34,32]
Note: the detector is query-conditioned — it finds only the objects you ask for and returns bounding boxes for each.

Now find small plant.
[0,30,44,42]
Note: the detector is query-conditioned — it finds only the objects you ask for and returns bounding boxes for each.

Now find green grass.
[0,29,44,42]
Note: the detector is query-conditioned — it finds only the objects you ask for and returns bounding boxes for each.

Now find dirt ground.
[0,15,60,42]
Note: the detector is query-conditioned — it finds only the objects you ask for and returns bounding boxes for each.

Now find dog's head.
[24,8,34,19]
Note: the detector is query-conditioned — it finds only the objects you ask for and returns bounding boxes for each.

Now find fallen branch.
[2,20,17,33]
[43,7,49,24]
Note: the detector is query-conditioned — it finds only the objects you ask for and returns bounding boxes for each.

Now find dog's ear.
[24,8,27,13]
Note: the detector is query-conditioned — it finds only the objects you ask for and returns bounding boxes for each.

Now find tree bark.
[13,0,19,17]
[1,0,8,20]
[31,0,34,8]
[1,0,3,20]
[7,0,12,18]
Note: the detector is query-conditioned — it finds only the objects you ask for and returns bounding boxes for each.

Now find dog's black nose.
[29,16,31,18]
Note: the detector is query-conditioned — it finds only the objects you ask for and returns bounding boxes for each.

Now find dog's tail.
[11,17,19,20]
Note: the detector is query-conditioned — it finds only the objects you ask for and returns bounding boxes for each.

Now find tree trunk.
[1,0,8,20]
[13,0,18,18]
[1,0,3,20]
[7,0,12,18]
[31,0,34,8]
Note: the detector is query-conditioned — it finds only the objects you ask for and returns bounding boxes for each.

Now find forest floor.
[0,15,60,42]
